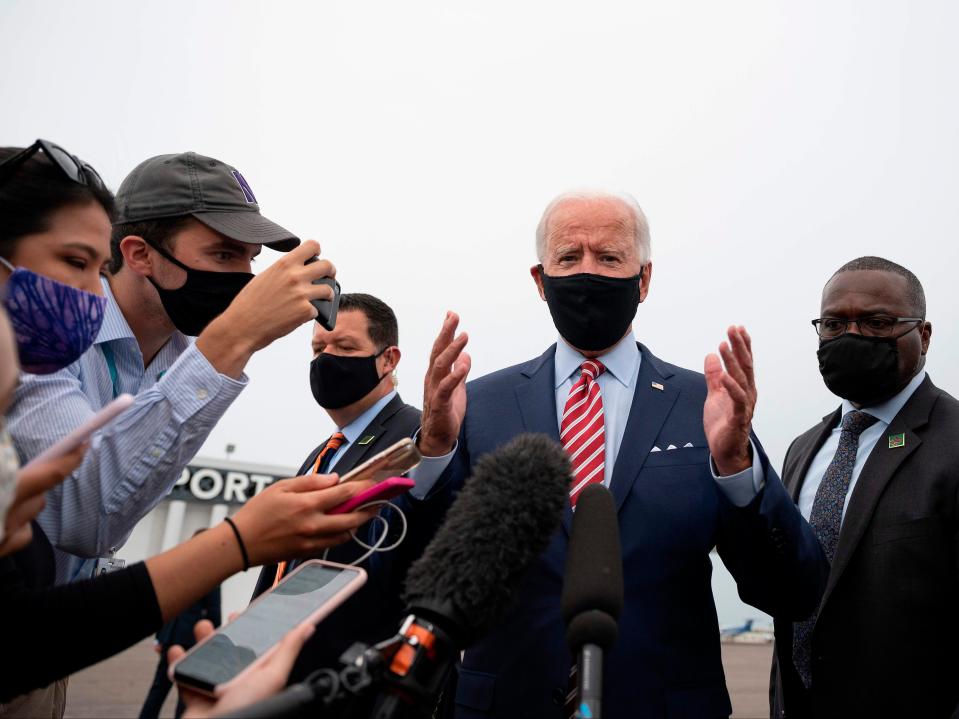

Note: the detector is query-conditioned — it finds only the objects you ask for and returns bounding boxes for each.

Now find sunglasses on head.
[0,138,105,189]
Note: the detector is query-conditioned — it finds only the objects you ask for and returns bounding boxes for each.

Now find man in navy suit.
[408,191,828,718]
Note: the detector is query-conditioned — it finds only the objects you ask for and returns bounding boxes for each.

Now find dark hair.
[830,256,926,317]
[0,147,115,258]
[339,293,399,348]
[109,215,193,274]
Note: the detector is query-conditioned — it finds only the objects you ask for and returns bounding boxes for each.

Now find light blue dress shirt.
[7,277,248,583]
[324,390,398,472]
[412,332,760,503]
[798,371,926,524]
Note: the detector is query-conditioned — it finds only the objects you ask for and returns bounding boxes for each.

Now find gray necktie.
[792,410,879,687]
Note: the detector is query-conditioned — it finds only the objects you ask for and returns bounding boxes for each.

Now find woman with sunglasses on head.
[0,143,377,716]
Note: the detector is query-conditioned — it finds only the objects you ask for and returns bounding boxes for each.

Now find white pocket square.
[650,446,662,452]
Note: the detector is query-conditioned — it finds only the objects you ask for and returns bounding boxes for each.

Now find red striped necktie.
[562,360,607,507]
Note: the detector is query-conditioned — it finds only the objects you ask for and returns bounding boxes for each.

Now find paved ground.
[65,639,774,718]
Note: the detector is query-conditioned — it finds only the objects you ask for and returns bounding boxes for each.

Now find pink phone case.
[169,559,366,697]
[328,476,415,514]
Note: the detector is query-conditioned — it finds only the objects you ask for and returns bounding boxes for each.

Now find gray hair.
[535,190,651,264]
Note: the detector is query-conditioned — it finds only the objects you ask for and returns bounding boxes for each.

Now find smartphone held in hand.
[170,560,366,696]
[336,437,421,485]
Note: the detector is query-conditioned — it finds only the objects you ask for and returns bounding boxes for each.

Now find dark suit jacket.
[387,344,827,719]
[156,587,221,649]
[771,376,959,719]
[251,393,421,680]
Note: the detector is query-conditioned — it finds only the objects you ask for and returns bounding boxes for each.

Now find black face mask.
[539,266,643,352]
[146,242,253,336]
[817,333,906,405]
[310,348,388,409]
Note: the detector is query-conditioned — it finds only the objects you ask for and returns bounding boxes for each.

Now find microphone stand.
[573,642,604,719]
[221,614,457,719]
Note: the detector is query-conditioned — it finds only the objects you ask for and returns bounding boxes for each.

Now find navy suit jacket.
[399,343,827,719]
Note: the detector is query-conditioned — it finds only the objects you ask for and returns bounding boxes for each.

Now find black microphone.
[401,432,571,642]
[368,432,570,717]
[560,483,623,719]
[225,433,570,719]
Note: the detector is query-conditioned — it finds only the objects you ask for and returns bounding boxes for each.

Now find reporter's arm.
[8,347,246,562]
[0,475,374,701]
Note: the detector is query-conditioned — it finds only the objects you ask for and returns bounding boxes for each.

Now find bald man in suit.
[771,256,959,719]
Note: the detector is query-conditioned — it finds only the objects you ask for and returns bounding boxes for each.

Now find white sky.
[2,0,957,472]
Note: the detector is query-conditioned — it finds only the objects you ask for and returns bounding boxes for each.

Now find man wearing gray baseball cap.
[7,151,339,584]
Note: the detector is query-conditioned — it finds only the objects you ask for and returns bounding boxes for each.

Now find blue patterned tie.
[792,409,879,687]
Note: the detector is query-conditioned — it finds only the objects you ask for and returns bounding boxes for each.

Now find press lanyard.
[100,344,120,400]
[100,343,167,399]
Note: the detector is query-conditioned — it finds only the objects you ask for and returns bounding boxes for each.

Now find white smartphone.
[170,560,367,696]
[23,393,135,468]
[336,437,422,485]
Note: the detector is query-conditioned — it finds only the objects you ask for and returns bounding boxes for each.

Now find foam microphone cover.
[561,483,623,625]
[402,433,570,645]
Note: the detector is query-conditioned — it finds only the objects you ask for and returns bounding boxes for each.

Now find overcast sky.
[2,1,957,472]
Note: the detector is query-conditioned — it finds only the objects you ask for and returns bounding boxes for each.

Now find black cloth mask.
[146,242,253,336]
[817,333,905,405]
[310,348,388,409]
[539,266,643,352]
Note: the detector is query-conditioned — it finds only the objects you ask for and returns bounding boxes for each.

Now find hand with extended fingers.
[418,312,471,458]
[704,325,757,477]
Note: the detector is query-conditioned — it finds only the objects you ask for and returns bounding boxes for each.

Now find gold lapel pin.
[651,382,664,391]
[357,435,376,446]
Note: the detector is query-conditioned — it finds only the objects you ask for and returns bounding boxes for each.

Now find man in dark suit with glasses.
[771,256,959,718]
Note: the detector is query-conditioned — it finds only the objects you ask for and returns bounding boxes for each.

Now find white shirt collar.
[553,330,640,389]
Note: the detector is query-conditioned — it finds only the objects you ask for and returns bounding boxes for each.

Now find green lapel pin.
[888,433,905,449]
[357,435,376,446]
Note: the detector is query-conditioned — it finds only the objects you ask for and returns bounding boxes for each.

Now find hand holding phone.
[171,560,366,696]
[328,477,414,514]
[305,256,340,331]
[337,437,421,485]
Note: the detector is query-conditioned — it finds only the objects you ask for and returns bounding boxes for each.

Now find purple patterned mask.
[0,259,107,374]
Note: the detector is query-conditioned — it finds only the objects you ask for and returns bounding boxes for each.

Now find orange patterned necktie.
[272,432,347,587]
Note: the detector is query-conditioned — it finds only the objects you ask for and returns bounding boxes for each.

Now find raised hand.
[230,473,378,566]
[197,240,337,377]
[418,312,471,457]
[703,325,756,476]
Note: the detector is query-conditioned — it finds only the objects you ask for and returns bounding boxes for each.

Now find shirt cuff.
[156,342,248,419]
[710,438,765,508]
[408,430,457,500]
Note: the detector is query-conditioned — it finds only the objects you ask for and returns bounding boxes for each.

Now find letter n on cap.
[231,170,258,204]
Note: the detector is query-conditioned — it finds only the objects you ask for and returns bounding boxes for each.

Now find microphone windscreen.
[402,433,570,643]
[566,609,619,652]
[560,483,623,624]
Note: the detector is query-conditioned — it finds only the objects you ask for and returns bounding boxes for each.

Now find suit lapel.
[514,347,561,442]
[608,344,678,514]
[819,377,936,611]
[513,347,570,529]
[330,394,407,471]
[786,410,840,502]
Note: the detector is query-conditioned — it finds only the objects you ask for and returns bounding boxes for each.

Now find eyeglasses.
[811,315,925,339]
[0,139,105,189]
